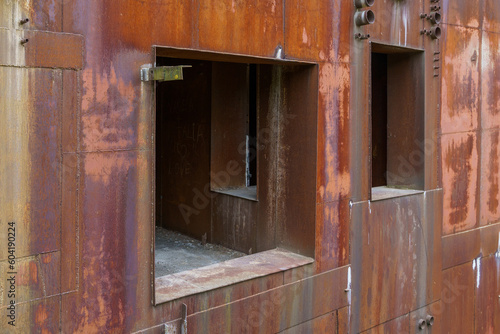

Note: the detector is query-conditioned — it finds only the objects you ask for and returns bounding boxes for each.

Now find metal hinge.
[141,65,191,82]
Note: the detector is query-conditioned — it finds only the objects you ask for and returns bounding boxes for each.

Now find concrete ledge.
[155,248,314,304]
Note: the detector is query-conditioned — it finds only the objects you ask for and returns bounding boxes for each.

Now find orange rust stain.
[441,26,479,133]
[443,133,477,233]
[483,32,500,124]
[317,63,351,202]
[35,304,49,327]
[17,260,38,286]
[445,135,473,224]
[488,131,499,214]
[103,0,193,51]
[81,67,137,151]
[41,253,52,264]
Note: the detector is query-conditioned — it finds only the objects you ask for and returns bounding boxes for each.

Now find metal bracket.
[140,65,191,82]
[164,303,188,334]
[181,303,187,334]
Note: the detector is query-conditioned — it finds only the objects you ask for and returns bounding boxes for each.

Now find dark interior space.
[370,45,425,192]
[155,58,212,241]
[248,64,257,187]
[371,52,388,187]
[154,51,318,277]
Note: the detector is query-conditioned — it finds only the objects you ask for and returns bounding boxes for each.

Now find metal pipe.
[355,10,375,26]
[428,26,441,39]
[428,11,441,24]
[354,0,374,9]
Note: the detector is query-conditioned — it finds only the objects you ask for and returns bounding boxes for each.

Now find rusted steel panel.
[13,0,63,32]
[409,301,442,334]
[441,132,479,235]
[481,31,500,130]
[285,0,351,62]
[279,311,338,334]
[350,191,442,332]
[360,314,409,334]
[480,128,500,225]
[440,25,480,134]
[421,189,443,305]
[212,195,257,254]
[0,29,27,67]
[109,0,195,50]
[275,65,318,257]
[480,222,500,257]
[0,2,13,28]
[254,64,278,253]
[442,0,482,28]
[155,58,212,241]
[2,0,498,332]
[65,151,147,333]
[187,266,349,333]
[337,306,349,334]
[0,252,60,306]
[423,29,441,190]
[142,272,283,331]
[439,262,475,333]
[317,62,351,204]
[0,66,28,260]
[23,30,83,69]
[368,0,423,49]
[79,53,152,152]
[442,228,480,270]
[484,0,500,32]
[61,153,78,293]
[349,42,371,201]
[62,70,80,153]
[198,0,284,57]
[474,255,500,334]
[210,62,248,190]
[80,57,151,151]
[1,296,60,334]
[315,200,350,273]
[28,68,62,256]
[283,263,314,284]
[131,324,165,334]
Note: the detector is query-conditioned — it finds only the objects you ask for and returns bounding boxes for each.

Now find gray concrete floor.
[155,226,246,277]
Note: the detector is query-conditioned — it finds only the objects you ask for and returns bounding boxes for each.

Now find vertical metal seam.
[75,69,81,291]
[151,47,157,306]
[58,68,64,334]
[282,0,286,57]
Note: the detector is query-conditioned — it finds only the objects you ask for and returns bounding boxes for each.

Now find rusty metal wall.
[0,0,499,333]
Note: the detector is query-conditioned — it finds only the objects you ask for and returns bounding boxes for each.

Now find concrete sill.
[154,248,314,305]
[371,186,424,202]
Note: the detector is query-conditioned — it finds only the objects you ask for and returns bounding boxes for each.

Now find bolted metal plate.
[141,65,191,82]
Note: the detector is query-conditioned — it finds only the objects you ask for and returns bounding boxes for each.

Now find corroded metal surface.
[441,132,479,234]
[0,0,499,333]
[350,190,442,333]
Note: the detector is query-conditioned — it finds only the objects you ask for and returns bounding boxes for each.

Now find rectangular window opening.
[153,49,317,304]
[370,44,425,200]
